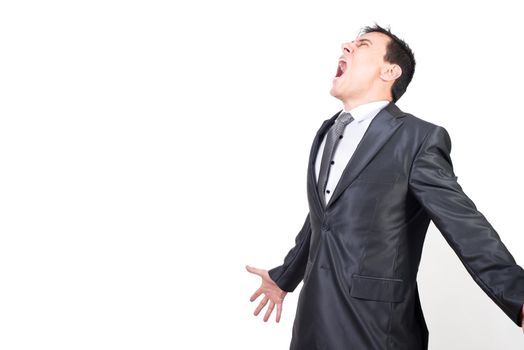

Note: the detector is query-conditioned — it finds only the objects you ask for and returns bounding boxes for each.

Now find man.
[246,23,524,349]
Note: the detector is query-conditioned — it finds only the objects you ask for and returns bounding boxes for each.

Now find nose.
[341,42,353,55]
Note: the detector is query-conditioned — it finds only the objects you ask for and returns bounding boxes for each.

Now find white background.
[1,0,523,349]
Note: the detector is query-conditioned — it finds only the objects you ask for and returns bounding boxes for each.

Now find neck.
[341,93,391,111]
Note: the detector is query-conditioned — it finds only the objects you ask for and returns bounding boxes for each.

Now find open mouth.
[335,60,347,78]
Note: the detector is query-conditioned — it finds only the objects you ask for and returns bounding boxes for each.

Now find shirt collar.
[339,100,390,123]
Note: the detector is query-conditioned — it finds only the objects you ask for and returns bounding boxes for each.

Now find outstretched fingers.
[254,295,269,316]
[276,301,282,323]
[264,300,275,322]
[250,288,262,302]
[247,264,284,322]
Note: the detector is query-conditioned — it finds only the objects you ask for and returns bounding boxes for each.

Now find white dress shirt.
[315,100,390,204]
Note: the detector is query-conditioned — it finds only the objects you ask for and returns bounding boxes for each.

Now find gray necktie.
[317,112,354,205]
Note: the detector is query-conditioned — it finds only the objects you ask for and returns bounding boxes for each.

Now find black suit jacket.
[268,101,524,350]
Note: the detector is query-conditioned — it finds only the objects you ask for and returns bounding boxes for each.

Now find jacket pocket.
[350,274,405,303]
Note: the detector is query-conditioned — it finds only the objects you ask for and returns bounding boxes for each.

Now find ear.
[381,63,402,82]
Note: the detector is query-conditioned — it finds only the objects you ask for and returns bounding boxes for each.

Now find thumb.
[246,265,264,277]
[245,264,263,276]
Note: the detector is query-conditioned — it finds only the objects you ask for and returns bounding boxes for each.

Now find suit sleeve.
[408,125,524,327]
[268,213,312,293]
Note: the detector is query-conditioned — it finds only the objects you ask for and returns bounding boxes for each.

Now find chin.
[330,77,348,97]
[329,85,343,100]
[329,83,338,96]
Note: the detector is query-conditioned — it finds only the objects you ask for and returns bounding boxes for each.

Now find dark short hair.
[358,22,416,103]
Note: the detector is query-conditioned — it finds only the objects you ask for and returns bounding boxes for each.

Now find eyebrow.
[354,38,373,45]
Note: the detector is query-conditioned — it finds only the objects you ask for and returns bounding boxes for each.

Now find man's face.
[330,32,392,101]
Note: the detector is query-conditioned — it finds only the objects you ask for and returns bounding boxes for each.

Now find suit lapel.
[326,101,406,209]
[307,111,341,217]
[307,101,407,214]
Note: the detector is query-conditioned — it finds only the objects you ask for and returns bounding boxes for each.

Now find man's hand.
[246,264,288,323]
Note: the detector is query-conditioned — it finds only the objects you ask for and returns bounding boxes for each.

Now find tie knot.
[337,112,354,126]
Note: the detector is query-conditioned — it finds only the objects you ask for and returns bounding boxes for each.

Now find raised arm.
[408,125,524,327]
